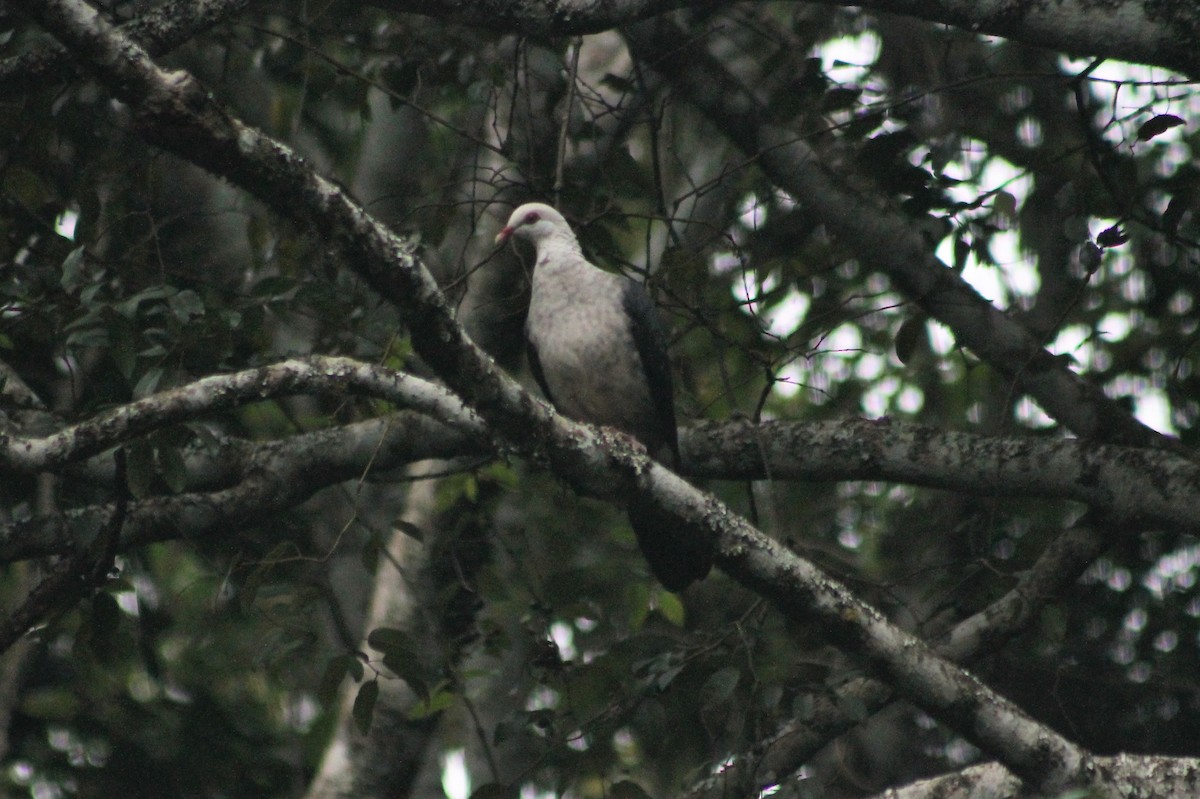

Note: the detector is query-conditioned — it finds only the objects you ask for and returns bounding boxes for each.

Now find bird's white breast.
[526,258,657,441]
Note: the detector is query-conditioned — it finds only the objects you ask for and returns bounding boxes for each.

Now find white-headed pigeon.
[496,202,712,591]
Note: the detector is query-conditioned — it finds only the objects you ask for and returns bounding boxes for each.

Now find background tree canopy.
[1,1,1199,797]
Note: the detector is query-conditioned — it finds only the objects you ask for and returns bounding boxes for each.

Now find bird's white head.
[495,202,573,247]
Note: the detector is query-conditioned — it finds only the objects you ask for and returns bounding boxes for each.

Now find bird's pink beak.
[495,226,514,245]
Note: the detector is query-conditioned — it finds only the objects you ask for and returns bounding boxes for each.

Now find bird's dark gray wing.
[621,279,679,462]
[525,331,557,407]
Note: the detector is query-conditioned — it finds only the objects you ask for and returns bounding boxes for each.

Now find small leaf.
[610,781,654,799]
[352,679,379,734]
[367,627,431,698]
[319,654,364,703]
[367,627,420,656]
[1077,242,1103,275]
[819,86,862,113]
[86,592,122,661]
[408,684,457,720]
[992,190,1017,225]
[654,664,684,691]
[60,247,87,293]
[469,784,518,799]
[655,590,685,627]
[168,289,205,322]
[953,235,970,272]
[133,367,165,399]
[395,520,424,542]
[1096,225,1129,248]
[894,315,926,364]
[1162,194,1192,237]
[1136,114,1184,142]
[700,666,741,708]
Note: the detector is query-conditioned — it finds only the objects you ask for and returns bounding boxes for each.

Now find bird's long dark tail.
[628,494,713,592]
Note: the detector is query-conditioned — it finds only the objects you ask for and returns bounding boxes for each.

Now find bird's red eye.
[524,211,540,224]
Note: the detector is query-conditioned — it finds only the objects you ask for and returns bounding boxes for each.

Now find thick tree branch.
[0,449,127,654]
[866,755,1200,799]
[9,366,1199,541]
[684,418,1200,534]
[626,19,1178,454]
[0,408,473,563]
[0,356,486,474]
[688,518,1110,799]
[13,1,1110,791]
[0,0,249,96]
[369,0,1199,77]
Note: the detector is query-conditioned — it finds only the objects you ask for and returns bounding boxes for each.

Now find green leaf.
[408,684,457,719]
[655,590,685,627]
[700,666,741,709]
[133,366,165,399]
[114,285,175,319]
[352,679,379,734]
[60,247,87,294]
[168,289,205,322]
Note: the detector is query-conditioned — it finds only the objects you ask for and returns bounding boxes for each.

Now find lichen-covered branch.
[685,418,1200,534]
[0,409,478,564]
[0,356,486,474]
[0,0,249,96]
[688,518,1111,799]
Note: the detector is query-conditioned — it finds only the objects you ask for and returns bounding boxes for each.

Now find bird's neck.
[534,233,584,268]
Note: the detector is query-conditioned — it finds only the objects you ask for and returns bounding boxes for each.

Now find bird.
[495,202,712,591]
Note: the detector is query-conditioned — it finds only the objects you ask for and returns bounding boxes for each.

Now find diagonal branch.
[0,0,249,97]
[689,518,1110,799]
[625,18,1178,454]
[14,1,1107,791]
[0,448,128,655]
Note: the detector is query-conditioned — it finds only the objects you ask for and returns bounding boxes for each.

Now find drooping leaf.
[1136,114,1185,142]
[894,315,927,364]
[352,679,379,734]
